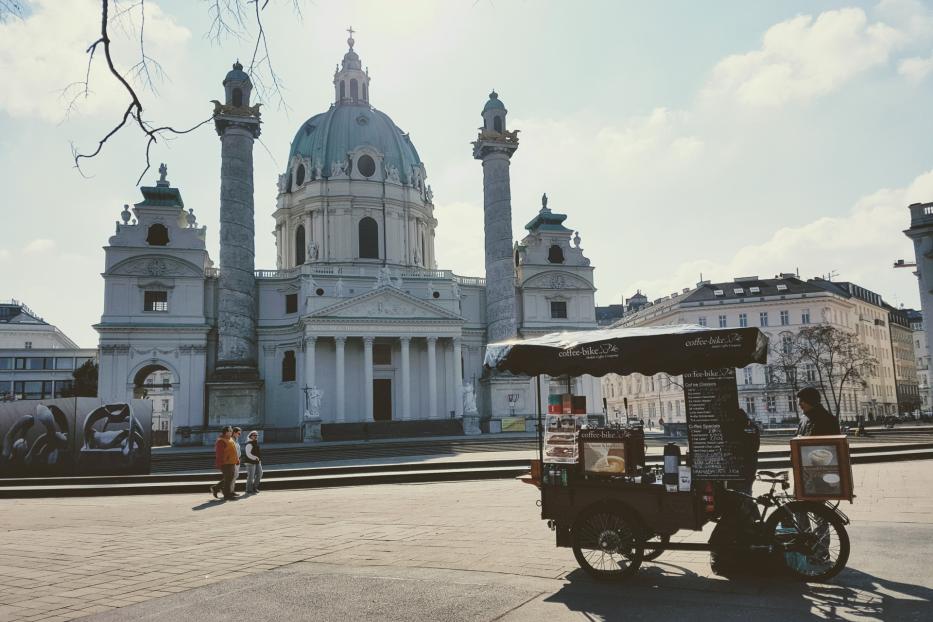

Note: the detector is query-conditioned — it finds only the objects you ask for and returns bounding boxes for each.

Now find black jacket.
[796,404,840,436]
[243,439,262,464]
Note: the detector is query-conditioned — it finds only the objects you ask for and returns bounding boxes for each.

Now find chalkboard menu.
[683,367,747,480]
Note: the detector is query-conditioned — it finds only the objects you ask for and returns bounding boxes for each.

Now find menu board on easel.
[682,367,746,480]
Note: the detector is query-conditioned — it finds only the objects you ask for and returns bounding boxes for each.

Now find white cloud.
[626,168,933,305]
[898,53,933,82]
[0,0,190,122]
[702,8,904,107]
[23,238,56,254]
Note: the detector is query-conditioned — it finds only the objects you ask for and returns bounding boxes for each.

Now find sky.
[2,0,933,347]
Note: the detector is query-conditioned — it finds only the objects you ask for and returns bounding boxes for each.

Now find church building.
[95,35,601,444]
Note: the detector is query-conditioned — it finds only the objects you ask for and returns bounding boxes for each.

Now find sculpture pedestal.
[462,414,482,435]
[302,416,322,442]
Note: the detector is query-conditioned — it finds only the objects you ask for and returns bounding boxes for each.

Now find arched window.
[339,81,346,99]
[359,217,379,259]
[146,224,169,246]
[295,225,306,265]
[493,116,503,133]
[547,244,564,264]
[281,351,296,382]
[350,79,359,100]
[295,164,305,186]
[362,83,368,100]
[232,88,243,107]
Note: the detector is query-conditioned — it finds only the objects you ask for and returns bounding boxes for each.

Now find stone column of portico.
[427,336,438,419]
[335,337,346,422]
[304,336,317,388]
[400,337,411,420]
[363,337,374,422]
[453,337,463,417]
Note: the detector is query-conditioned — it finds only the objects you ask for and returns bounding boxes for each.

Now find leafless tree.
[795,325,877,419]
[0,0,302,183]
[765,330,805,422]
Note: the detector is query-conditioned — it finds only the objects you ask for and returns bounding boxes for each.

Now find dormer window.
[547,244,564,264]
[777,284,788,291]
[357,155,376,177]
[733,287,744,295]
[749,286,761,294]
[713,289,724,296]
[146,224,169,246]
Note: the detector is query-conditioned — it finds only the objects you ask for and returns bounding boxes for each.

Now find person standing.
[732,408,760,495]
[210,426,239,500]
[231,427,243,494]
[243,430,263,494]
[795,387,841,436]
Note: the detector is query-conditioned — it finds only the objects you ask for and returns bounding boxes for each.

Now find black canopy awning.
[484,325,769,378]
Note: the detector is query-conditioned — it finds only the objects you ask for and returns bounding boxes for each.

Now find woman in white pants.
[243,431,263,494]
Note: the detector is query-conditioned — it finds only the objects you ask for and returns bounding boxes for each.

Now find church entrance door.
[132,364,175,447]
[373,379,392,421]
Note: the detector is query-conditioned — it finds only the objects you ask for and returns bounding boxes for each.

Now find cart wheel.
[642,533,670,562]
[765,501,850,582]
[572,504,644,581]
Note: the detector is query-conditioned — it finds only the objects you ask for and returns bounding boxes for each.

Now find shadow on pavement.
[542,564,933,621]
[191,499,229,511]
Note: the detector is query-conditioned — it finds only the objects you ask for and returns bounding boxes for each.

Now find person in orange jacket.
[209,426,240,500]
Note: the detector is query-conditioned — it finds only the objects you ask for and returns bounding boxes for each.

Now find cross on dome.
[347,25,356,49]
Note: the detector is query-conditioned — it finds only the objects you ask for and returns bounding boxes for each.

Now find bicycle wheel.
[642,533,670,562]
[765,501,850,581]
[572,504,644,581]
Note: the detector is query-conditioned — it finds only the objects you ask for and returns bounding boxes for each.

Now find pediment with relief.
[109,255,203,278]
[522,270,593,290]
[311,287,461,320]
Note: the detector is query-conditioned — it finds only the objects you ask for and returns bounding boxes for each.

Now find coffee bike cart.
[484,325,852,582]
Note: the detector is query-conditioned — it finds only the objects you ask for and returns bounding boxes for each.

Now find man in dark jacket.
[796,387,840,436]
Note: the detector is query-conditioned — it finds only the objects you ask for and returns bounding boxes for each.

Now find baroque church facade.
[95,37,601,445]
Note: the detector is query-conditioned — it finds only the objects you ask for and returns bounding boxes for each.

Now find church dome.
[482,91,505,112]
[286,103,423,183]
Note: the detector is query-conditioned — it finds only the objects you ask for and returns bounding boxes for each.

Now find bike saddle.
[757,470,788,479]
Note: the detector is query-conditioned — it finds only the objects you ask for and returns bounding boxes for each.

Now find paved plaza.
[1,461,932,622]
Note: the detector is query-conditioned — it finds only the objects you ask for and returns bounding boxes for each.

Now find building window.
[802,309,811,324]
[805,364,817,382]
[285,293,298,314]
[547,245,565,264]
[0,357,11,370]
[743,367,753,384]
[54,380,73,398]
[295,225,306,265]
[146,223,169,246]
[232,88,243,107]
[493,116,503,133]
[350,78,359,99]
[144,291,168,312]
[759,312,769,327]
[24,342,32,350]
[780,310,790,325]
[766,395,776,412]
[698,316,707,327]
[295,164,305,186]
[373,344,391,365]
[550,301,568,319]
[55,357,74,370]
[787,395,795,412]
[739,313,748,328]
[718,315,727,328]
[744,397,756,414]
[357,155,376,177]
[359,217,379,259]
[282,350,296,382]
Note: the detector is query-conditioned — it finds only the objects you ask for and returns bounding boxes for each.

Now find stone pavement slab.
[0,461,930,621]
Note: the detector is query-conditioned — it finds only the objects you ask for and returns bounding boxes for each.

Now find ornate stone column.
[335,336,346,423]
[453,337,463,417]
[400,337,411,420]
[363,336,374,422]
[427,336,438,419]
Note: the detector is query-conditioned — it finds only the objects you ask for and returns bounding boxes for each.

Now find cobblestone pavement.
[0,461,931,621]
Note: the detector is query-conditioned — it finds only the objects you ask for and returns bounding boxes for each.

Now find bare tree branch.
[0,0,24,21]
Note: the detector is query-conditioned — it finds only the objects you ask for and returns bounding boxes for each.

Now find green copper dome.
[286,103,423,183]
[483,91,505,112]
